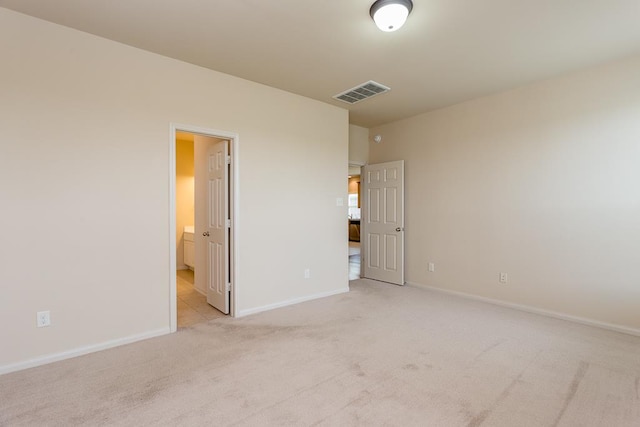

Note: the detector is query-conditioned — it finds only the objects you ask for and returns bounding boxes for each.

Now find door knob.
[202,231,210,237]
[395,227,404,232]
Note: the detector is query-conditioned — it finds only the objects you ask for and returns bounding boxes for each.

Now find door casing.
[169,123,239,332]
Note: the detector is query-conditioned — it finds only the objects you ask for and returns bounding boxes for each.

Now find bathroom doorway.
[169,124,239,332]
[174,132,227,327]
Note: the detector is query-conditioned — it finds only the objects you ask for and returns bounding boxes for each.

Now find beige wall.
[175,139,194,269]
[370,55,640,332]
[349,124,369,166]
[0,8,348,371]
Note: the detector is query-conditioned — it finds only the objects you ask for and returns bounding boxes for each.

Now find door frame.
[348,162,365,278]
[169,123,240,332]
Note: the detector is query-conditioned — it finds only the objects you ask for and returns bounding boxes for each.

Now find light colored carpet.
[2,279,639,426]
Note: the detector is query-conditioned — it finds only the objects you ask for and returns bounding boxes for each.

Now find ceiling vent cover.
[333,80,390,104]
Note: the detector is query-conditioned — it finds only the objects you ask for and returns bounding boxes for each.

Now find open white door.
[204,140,230,313]
[362,160,405,285]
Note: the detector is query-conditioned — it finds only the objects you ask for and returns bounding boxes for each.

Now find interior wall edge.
[0,327,170,376]
[237,287,350,318]
[406,282,640,338]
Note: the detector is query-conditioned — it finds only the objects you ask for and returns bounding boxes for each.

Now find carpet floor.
[1,279,639,426]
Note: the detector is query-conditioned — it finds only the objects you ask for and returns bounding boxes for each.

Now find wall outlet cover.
[37,311,51,327]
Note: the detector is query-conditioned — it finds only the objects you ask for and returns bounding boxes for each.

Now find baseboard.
[238,287,350,317]
[406,281,640,337]
[0,327,171,376]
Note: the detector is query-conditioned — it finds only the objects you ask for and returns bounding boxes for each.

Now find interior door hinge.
[226,219,232,228]
[226,155,232,165]
[225,282,231,292]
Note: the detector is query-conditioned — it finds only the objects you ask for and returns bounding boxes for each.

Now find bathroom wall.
[175,138,194,269]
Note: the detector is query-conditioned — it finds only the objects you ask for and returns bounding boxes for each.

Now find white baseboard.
[0,327,171,375]
[238,287,350,317]
[406,281,640,337]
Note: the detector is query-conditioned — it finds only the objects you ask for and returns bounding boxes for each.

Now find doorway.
[348,168,362,280]
[169,124,239,333]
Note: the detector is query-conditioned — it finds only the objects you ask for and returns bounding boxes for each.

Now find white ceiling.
[2,0,639,127]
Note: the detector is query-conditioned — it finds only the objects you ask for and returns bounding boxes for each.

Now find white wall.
[0,8,348,371]
[348,124,369,166]
[369,55,640,332]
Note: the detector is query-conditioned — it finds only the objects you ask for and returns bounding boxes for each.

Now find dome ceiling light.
[370,0,413,32]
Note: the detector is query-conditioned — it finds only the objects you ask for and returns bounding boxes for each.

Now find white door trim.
[169,123,240,332]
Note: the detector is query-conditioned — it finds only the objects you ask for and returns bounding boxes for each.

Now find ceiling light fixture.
[370,0,413,32]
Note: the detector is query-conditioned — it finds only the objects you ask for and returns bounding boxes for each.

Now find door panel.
[369,188,380,223]
[368,234,380,268]
[384,234,398,271]
[385,187,397,223]
[205,140,230,314]
[362,160,404,285]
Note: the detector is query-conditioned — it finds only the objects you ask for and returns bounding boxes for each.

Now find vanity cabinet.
[184,227,195,269]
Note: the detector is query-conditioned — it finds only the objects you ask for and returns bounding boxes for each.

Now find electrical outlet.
[304,269,311,279]
[37,311,51,328]
[428,262,435,272]
[499,273,508,284]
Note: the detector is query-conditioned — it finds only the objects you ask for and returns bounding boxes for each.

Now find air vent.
[333,80,390,104]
